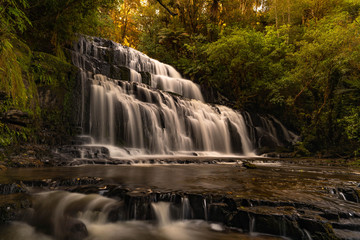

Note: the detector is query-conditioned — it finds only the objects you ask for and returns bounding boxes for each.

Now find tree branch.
[155,0,178,16]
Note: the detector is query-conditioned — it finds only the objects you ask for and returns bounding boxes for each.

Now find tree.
[0,0,31,107]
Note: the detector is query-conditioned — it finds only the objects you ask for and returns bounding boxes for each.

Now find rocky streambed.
[0,158,359,240]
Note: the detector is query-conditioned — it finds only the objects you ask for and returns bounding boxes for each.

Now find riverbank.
[0,158,359,239]
[1,142,360,169]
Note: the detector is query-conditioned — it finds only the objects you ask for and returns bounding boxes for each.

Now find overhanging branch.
[155,0,178,16]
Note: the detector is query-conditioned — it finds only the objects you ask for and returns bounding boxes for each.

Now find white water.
[87,76,255,156]
[1,191,281,240]
[151,74,204,101]
[72,36,298,158]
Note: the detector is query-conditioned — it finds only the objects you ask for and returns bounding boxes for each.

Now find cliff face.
[1,36,300,166]
[0,42,80,166]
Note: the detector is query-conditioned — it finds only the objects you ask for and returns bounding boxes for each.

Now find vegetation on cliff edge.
[0,0,360,158]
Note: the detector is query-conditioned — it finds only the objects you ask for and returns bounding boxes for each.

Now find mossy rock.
[140,72,151,85]
[0,194,31,223]
[242,161,257,169]
[31,51,78,87]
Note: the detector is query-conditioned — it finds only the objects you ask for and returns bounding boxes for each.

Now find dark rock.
[221,197,238,211]
[208,203,229,223]
[251,213,303,240]
[140,72,152,85]
[110,65,123,80]
[124,192,153,220]
[100,61,111,76]
[337,188,360,203]
[0,194,32,223]
[298,217,339,240]
[333,229,360,240]
[56,145,111,163]
[64,217,88,240]
[319,211,340,221]
[227,119,243,154]
[0,91,8,101]
[257,134,279,149]
[105,186,130,198]
[107,202,126,222]
[0,183,27,195]
[332,222,360,232]
[229,209,250,230]
[188,194,207,219]
[237,198,252,207]
[21,177,103,190]
[242,161,257,169]
[56,177,103,187]
[113,66,131,81]
[71,135,92,145]
[1,109,30,126]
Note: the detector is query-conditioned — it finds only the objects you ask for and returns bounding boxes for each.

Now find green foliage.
[0,0,359,157]
[0,0,33,112]
[0,40,27,108]
[0,0,31,39]
[31,52,78,87]
[135,0,360,156]
[204,26,294,109]
[340,107,360,141]
[25,0,120,56]
[0,122,31,147]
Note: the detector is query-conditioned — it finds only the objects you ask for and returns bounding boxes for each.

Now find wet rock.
[124,192,153,220]
[229,209,250,230]
[251,213,303,239]
[56,177,104,187]
[71,135,93,145]
[0,183,27,195]
[332,222,360,232]
[0,91,8,101]
[64,217,88,240]
[237,198,253,207]
[242,161,257,169]
[105,185,131,199]
[68,185,105,194]
[21,177,104,190]
[208,203,229,223]
[333,229,360,240]
[140,72,152,85]
[320,211,340,221]
[298,217,339,240]
[0,194,32,223]
[106,202,126,222]
[337,188,360,203]
[188,194,207,219]
[56,145,111,164]
[1,109,30,126]
[221,197,238,211]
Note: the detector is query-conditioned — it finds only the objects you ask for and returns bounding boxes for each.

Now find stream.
[1,158,359,240]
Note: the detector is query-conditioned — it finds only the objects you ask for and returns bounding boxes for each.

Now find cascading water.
[1,191,278,240]
[71,36,298,158]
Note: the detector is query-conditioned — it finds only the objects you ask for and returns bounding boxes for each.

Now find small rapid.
[0,191,284,240]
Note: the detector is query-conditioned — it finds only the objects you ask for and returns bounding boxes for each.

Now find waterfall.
[71,36,298,158]
[151,202,172,226]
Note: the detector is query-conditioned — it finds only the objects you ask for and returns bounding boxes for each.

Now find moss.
[29,51,79,144]
[294,142,311,157]
[31,51,78,87]
[242,161,257,169]
[0,44,79,148]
